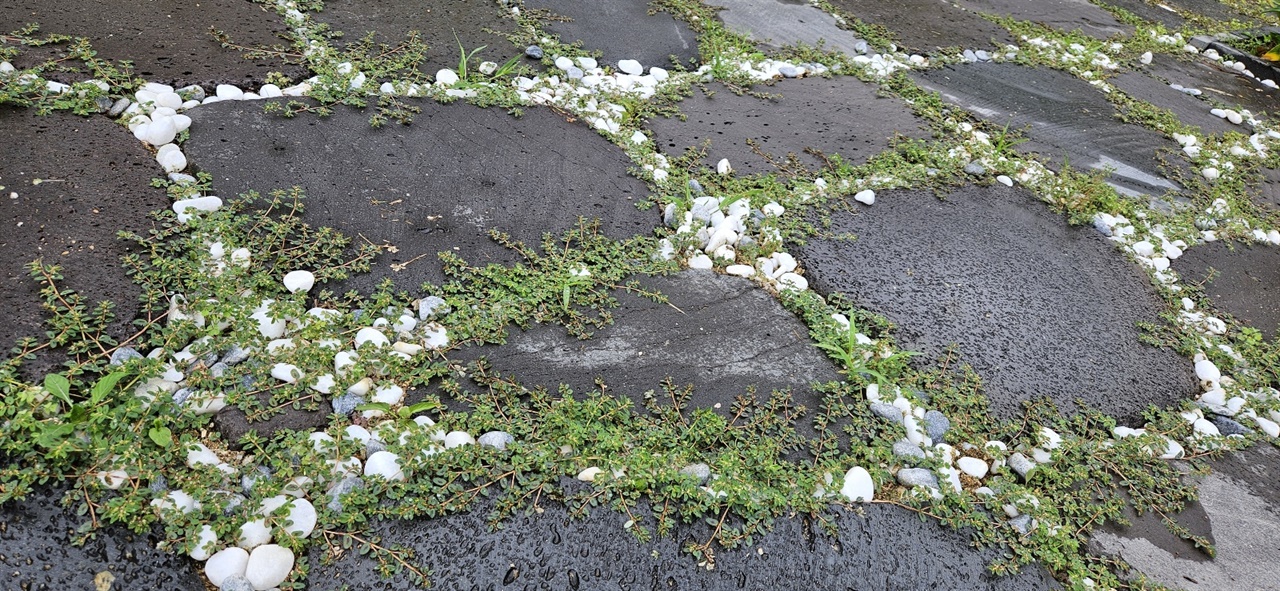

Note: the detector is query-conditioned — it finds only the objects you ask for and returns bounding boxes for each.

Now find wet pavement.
[3,0,1280,590]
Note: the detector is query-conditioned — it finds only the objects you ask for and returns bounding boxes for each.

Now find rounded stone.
[245,544,294,590]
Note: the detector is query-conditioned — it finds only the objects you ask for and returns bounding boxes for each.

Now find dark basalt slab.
[307,499,1059,590]
[1089,444,1280,590]
[0,0,303,88]
[713,0,868,56]
[955,0,1132,40]
[184,100,655,295]
[917,63,1181,197]
[0,107,169,378]
[1108,69,1238,136]
[453,271,841,437]
[825,0,1016,54]
[0,485,205,591]
[1141,53,1280,118]
[793,184,1197,423]
[312,0,521,78]
[646,78,931,177]
[1171,241,1280,340]
[523,0,699,69]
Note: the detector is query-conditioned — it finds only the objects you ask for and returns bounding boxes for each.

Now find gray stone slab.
[826,0,1016,54]
[793,184,1197,423]
[646,78,930,176]
[0,107,170,379]
[713,0,866,56]
[0,0,304,88]
[1142,53,1280,118]
[312,0,521,78]
[183,100,655,295]
[954,0,1132,40]
[916,63,1181,197]
[454,271,841,436]
[0,485,205,590]
[1171,241,1280,340]
[1096,0,1186,28]
[1090,445,1280,590]
[523,0,699,69]
[307,499,1060,590]
[1109,70,1238,136]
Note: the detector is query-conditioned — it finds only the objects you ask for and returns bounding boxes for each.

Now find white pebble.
[364,450,405,481]
[205,547,249,586]
[245,544,294,590]
[188,525,218,561]
[282,270,315,293]
[853,190,876,205]
[840,466,875,502]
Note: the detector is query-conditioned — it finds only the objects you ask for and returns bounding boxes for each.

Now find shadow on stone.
[793,184,1197,423]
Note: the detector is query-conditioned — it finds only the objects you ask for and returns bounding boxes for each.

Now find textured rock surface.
[826,0,1016,53]
[714,0,866,55]
[1171,241,1280,340]
[524,0,699,68]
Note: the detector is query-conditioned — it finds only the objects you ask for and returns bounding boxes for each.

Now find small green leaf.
[355,402,392,413]
[90,371,128,405]
[149,426,173,448]
[43,373,71,406]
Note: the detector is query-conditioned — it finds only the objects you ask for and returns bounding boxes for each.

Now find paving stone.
[1090,444,1280,590]
[826,0,1016,54]
[646,78,930,177]
[523,0,699,69]
[1096,0,1186,28]
[917,63,1181,197]
[0,0,304,88]
[0,107,169,379]
[0,484,205,590]
[453,271,841,435]
[713,0,866,56]
[1254,167,1280,212]
[793,184,1197,423]
[1171,241,1280,340]
[183,99,655,295]
[1141,53,1280,118]
[1143,0,1250,24]
[305,498,1059,590]
[954,0,1132,40]
[1108,70,1238,136]
[313,0,521,77]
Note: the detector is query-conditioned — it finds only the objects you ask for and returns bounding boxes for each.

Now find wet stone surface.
[647,78,930,176]
[826,0,1016,54]
[714,0,867,56]
[1090,445,1280,590]
[307,498,1060,590]
[794,184,1197,423]
[1139,53,1280,118]
[954,0,1132,40]
[1108,69,1239,136]
[0,0,304,88]
[312,0,521,78]
[0,107,169,377]
[453,271,841,437]
[523,0,699,69]
[0,485,206,591]
[917,63,1181,197]
[183,99,655,295]
[1096,0,1187,29]
[1171,241,1280,340]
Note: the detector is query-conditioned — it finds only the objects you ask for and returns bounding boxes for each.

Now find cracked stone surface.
[183,99,655,294]
[0,0,305,88]
[794,184,1197,423]
[1171,241,1280,340]
[312,0,521,77]
[453,271,841,437]
[917,63,1183,197]
[0,107,169,380]
[826,0,1016,54]
[647,78,930,176]
[523,0,699,69]
[713,0,867,56]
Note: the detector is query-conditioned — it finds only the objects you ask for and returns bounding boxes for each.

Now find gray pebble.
[565,66,584,80]
[172,387,193,406]
[177,84,205,101]
[892,439,926,463]
[242,466,271,494]
[149,475,168,493]
[209,361,229,378]
[737,235,757,249]
[687,179,704,195]
[221,344,251,365]
[923,410,950,442]
[1009,514,1035,535]
[94,96,114,113]
[854,40,868,54]
[678,463,711,484]
[106,98,131,117]
[963,162,987,176]
[366,439,387,456]
[110,347,142,366]
[331,392,365,416]
[525,45,544,59]
[326,476,366,513]
[1195,218,1218,230]
[478,430,515,450]
[870,402,903,424]
[963,49,978,63]
[975,50,992,61]
[663,203,679,228]
[778,65,799,78]
[1093,217,1113,237]
[1212,416,1252,436]
[1008,452,1036,480]
[220,574,255,591]
[896,467,938,488]
[239,374,256,390]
